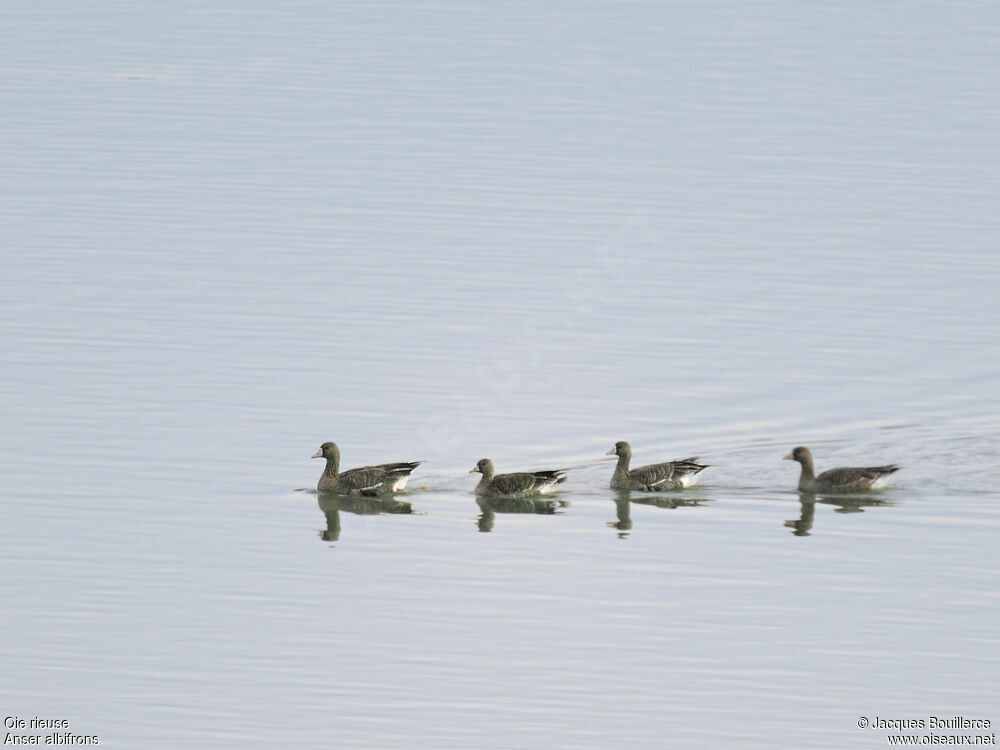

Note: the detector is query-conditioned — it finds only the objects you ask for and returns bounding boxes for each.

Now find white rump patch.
[679,473,699,488]
[392,475,410,492]
[869,475,891,490]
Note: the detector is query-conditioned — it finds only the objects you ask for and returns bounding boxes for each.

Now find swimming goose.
[783,446,899,494]
[311,442,421,495]
[607,441,708,490]
[469,458,567,499]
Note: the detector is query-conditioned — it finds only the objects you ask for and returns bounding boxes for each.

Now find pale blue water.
[2,2,999,748]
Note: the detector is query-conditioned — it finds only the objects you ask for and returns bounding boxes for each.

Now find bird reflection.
[785,492,896,536]
[475,496,564,533]
[607,490,711,538]
[784,496,816,536]
[608,497,633,538]
[317,491,413,542]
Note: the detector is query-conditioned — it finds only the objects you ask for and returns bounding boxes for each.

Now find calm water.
[2,2,999,748]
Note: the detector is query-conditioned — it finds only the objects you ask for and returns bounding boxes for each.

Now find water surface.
[2,2,999,748]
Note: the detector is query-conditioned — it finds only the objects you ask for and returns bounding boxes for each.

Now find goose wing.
[630,458,705,488]
[373,461,422,475]
[671,458,709,477]
[338,465,390,493]
[488,469,566,496]
[488,471,546,496]
[816,464,900,490]
[528,469,568,484]
[339,461,421,493]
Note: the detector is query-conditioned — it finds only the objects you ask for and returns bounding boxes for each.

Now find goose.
[607,441,708,490]
[469,458,567,499]
[783,446,899,494]
[311,442,421,495]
